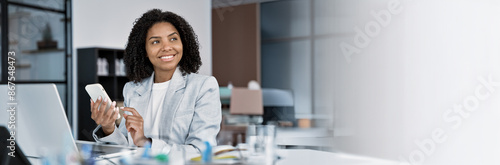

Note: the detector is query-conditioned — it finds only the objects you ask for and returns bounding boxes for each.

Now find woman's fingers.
[90,99,96,120]
[124,115,143,124]
[121,107,141,117]
[113,107,120,120]
[104,101,117,120]
[105,108,116,122]
[93,96,101,111]
[101,101,118,129]
[126,121,142,133]
[90,96,101,121]
[89,96,119,128]
[124,112,143,133]
[125,117,143,126]
[122,109,147,146]
[125,119,139,132]
[121,107,144,133]
[91,96,102,124]
[98,97,109,117]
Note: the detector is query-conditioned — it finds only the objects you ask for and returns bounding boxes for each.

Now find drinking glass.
[246,124,276,165]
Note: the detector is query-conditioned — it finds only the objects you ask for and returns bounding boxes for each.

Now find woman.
[90,9,221,154]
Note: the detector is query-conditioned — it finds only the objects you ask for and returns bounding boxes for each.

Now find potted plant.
[37,23,58,50]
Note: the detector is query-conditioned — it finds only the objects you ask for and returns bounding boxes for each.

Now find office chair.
[0,126,31,165]
[261,88,296,127]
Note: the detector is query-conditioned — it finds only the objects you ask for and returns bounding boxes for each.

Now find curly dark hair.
[124,9,201,83]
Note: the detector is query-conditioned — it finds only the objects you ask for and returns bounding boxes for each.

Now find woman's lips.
[159,54,175,61]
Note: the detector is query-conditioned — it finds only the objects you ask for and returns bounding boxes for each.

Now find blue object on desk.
[142,141,152,158]
[80,143,95,165]
[202,141,212,163]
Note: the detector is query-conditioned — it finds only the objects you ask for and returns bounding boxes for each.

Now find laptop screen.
[0,84,78,159]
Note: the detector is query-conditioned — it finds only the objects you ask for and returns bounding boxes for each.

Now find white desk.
[92,148,399,165]
[275,127,333,147]
[276,149,399,165]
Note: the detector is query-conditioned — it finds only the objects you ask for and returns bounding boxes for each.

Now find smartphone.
[85,83,121,120]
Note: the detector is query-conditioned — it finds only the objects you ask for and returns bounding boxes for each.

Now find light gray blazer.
[93,68,222,153]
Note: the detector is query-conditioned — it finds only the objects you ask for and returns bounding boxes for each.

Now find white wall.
[323,0,500,164]
[71,0,211,135]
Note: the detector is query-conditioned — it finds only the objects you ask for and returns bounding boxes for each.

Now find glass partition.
[8,5,66,81]
[9,0,64,10]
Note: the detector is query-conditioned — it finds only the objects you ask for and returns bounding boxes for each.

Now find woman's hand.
[90,96,118,136]
[121,107,151,147]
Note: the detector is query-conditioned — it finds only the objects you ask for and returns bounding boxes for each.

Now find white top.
[144,80,170,140]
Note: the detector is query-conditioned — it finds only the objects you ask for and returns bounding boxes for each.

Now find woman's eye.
[152,40,159,44]
[170,38,177,41]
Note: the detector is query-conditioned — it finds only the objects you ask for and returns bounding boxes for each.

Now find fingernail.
[112,101,116,106]
[104,97,108,102]
[98,96,102,100]
[120,107,124,109]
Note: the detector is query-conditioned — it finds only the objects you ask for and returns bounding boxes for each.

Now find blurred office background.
[0,0,71,119]
[2,0,500,164]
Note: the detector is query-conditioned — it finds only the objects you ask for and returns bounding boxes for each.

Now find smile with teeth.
[159,54,175,61]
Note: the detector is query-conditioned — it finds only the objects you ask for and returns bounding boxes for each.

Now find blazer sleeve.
[185,76,222,151]
[92,123,128,145]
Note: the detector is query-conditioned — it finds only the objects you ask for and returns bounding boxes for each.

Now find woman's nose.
[161,42,173,51]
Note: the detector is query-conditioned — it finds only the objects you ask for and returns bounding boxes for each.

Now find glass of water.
[246,124,276,165]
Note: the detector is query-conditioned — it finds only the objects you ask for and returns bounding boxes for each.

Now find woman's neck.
[154,70,174,83]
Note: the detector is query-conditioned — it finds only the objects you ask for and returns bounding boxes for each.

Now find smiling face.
[145,22,183,79]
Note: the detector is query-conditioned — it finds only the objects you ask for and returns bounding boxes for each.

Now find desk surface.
[275,127,333,147]
[91,148,399,165]
[276,149,399,165]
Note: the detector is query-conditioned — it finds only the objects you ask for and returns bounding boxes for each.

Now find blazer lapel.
[160,68,186,142]
[131,73,154,117]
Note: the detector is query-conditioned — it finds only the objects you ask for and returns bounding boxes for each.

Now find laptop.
[0,84,134,164]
